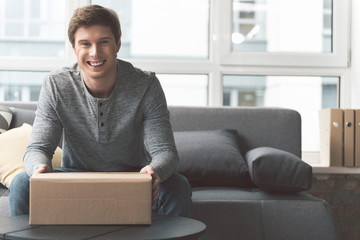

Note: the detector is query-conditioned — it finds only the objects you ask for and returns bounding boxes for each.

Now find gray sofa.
[0,102,339,240]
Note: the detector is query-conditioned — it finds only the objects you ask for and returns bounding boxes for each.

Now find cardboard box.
[29,172,152,225]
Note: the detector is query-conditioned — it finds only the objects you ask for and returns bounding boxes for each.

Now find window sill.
[303,152,360,174]
[312,166,360,174]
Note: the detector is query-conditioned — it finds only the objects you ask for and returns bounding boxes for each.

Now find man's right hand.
[33,164,51,175]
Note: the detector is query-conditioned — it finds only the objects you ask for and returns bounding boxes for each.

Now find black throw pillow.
[245,147,312,193]
[174,129,253,188]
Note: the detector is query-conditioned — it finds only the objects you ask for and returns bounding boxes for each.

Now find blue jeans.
[9,169,192,218]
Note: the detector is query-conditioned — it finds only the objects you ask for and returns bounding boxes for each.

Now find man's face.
[72,25,121,81]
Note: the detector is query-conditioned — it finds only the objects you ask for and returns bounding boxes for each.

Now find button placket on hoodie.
[98,101,107,142]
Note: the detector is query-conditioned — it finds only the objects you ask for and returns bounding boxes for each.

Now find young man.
[9,5,192,217]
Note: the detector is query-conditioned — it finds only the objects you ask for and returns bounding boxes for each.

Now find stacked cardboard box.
[319,109,360,167]
[29,172,152,225]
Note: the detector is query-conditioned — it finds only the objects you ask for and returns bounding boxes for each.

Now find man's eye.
[81,43,90,47]
[100,40,109,45]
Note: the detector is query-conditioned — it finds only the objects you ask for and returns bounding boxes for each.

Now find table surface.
[0,213,206,240]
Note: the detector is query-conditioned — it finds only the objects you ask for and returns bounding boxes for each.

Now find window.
[0,0,352,165]
[91,0,210,60]
[91,0,210,106]
[0,0,66,57]
[232,0,332,53]
[0,71,47,101]
[223,75,339,153]
[157,74,208,106]
[220,0,348,67]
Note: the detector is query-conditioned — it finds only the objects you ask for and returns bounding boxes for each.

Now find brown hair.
[68,5,121,47]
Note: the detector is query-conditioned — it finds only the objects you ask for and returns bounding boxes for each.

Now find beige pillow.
[0,123,62,188]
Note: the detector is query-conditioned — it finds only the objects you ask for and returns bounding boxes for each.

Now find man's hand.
[140,165,160,206]
[33,164,51,175]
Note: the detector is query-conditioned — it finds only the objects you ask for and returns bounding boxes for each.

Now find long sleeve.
[142,75,179,182]
[23,75,63,176]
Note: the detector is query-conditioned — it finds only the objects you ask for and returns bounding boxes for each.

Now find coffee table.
[0,212,206,240]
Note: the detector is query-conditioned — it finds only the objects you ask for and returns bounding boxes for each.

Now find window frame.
[0,0,350,78]
[218,0,350,68]
[0,0,80,71]
[0,0,353,163]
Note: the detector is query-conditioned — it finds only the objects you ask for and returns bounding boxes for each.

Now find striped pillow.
[0,105,13,134]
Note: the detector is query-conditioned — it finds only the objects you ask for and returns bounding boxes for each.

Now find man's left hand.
[140,165,160,205]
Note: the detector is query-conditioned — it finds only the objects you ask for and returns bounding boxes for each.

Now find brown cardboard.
[355,110,360,166]
[319,109,344,166]
[344,109,355,167]
[29,172,152,225]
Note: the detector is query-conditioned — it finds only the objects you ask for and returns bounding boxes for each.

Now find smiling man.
[8,4,192,218]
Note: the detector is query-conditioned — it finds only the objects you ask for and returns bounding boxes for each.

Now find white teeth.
[90,61,104,66]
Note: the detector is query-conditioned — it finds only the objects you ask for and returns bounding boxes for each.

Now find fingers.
[152,174,160,205]
[33,164,51,175]
[140,165,160,205]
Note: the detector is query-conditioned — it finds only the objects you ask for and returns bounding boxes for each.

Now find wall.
[309,2,360,239]
[310,174,360,240]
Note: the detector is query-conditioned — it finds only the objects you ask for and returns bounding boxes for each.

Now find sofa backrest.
[169,106,301,157]
[0,102,37,129]
[1,102,302,157]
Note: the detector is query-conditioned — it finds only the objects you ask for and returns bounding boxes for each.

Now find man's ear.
[116,40,121,52]
[72,44,76,54]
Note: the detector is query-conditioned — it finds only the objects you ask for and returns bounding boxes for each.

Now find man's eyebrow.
[77,37,112,42]
[99,37,112,41]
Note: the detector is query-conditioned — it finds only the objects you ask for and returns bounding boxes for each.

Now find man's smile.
[87,60,106,67]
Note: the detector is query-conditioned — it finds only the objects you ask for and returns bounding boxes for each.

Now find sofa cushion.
[0,105,13,134]
[174,129,253,187]
[245,147,312,193]
[0,123,62,188]
[9,108,36,129]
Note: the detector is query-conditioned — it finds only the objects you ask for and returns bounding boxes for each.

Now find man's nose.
[89,44,99,57]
